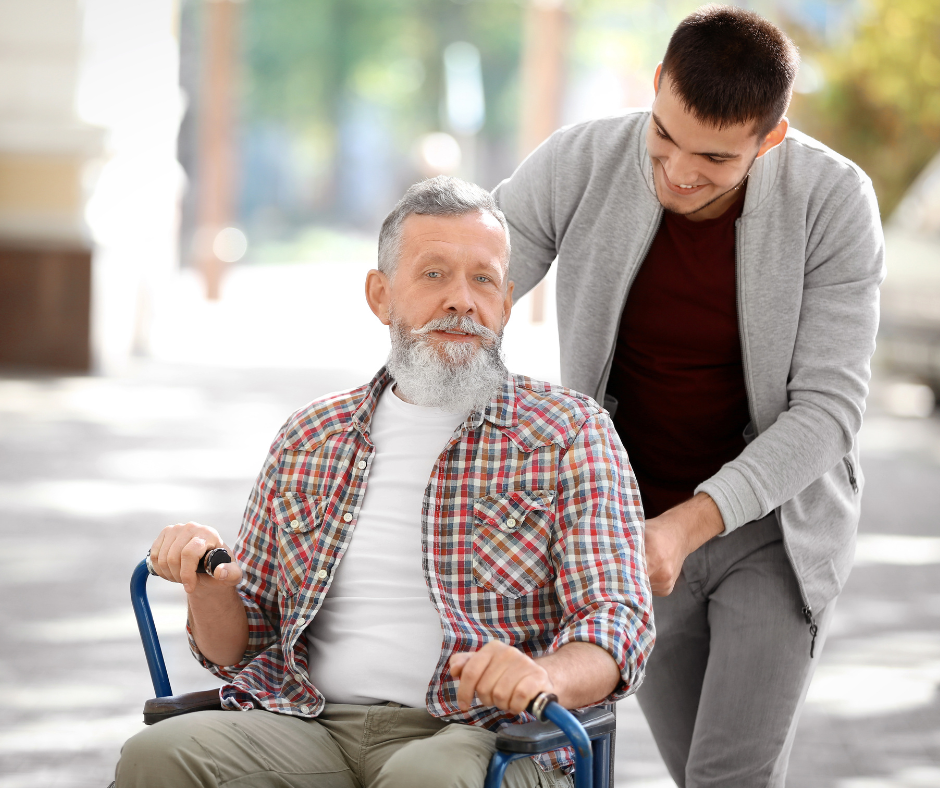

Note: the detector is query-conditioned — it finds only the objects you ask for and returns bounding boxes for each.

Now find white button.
[301,704,312,713]
[290,520,300,531]
[317,569,328,579]
[343,513,353,522]
[506,517,517,529]
[357,460,367,470]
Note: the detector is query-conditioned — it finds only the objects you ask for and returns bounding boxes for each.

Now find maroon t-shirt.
[607,187,750,519]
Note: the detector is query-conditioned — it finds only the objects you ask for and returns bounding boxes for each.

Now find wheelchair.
[126,554,617,788]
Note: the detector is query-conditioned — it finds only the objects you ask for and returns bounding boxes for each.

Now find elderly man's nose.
[444,278,475,313]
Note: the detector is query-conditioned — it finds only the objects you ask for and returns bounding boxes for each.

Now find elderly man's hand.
[449,642,555,715]
[150,521,242,595]
[644,493,725,596]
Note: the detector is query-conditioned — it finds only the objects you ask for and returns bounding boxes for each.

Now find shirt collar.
[352,366,518,435]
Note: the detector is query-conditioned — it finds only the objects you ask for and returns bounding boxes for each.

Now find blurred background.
[1,0,939,786]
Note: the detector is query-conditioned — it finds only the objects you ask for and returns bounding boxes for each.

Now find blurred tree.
[789,0,940,217]
[236,0,522,232]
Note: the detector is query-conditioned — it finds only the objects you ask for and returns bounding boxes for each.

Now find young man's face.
[646,65,787,221]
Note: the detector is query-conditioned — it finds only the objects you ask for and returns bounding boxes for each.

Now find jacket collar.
[636,110,784,219]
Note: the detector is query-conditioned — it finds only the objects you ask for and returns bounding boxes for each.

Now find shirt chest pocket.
[471,490,555,599]
[270,492,324,596]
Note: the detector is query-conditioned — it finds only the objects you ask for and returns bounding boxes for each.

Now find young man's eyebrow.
[651,112,741,160]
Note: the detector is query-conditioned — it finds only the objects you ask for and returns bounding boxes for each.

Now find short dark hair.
[661,5,799,138]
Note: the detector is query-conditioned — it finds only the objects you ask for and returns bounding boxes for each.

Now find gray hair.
[377,175,511,280]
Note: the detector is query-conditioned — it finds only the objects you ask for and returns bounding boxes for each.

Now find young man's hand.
[449,641,554,715]
[644,492,725,596]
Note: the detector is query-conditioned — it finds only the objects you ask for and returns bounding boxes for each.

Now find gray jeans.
[115,702,571,788]
[636,514,836,788]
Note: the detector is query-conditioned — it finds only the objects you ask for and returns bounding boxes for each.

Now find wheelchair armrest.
[143,688,223,725]
[494,706,616,755]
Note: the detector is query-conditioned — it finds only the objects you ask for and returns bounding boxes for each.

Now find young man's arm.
[645,172,886,595]
[492,133,560,302]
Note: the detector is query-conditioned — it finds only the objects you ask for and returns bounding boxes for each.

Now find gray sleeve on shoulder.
[492,133,560,301]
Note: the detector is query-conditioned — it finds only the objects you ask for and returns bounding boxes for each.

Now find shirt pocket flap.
[270,492,324,535]
[471,490,556,598]
[473,490,555,531]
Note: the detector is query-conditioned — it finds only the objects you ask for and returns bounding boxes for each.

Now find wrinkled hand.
[149,522,242,595]
[449,642,555,715]
[644,493,725,596]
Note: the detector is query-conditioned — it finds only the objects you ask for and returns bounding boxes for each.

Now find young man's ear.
[653,62,663,96]
[365,269,392,326]
[757,117,789,157]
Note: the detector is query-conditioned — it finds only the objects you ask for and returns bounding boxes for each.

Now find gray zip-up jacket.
[493,109,885,617]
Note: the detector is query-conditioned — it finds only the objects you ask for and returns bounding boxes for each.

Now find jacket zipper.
[595,207,665,401]
[802,606,819,657]
[734,220,818,658]
[844,457,858,493]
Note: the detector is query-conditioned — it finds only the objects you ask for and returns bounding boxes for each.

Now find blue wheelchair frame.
[131,559,616,788]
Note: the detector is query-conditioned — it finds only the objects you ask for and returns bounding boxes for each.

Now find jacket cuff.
[695,467,763,534]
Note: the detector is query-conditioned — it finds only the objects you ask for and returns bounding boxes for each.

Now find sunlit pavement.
[1,262,939,787]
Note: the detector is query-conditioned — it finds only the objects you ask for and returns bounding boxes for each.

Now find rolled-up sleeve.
[549,411,654,700]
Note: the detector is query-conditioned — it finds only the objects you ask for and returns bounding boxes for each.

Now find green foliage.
[240,0,523,137]
[789,0,940,217]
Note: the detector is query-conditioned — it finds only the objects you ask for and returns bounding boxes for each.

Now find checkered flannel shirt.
[188,367,653,772]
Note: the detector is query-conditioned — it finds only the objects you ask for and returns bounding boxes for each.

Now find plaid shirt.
[189,368,653,771]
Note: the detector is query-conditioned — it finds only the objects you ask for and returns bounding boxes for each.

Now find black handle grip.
[145,547,233,578]
[197,547,232,575]
[526,692,559,721]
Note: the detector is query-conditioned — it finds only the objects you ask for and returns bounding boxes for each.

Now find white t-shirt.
[304,386,467,708]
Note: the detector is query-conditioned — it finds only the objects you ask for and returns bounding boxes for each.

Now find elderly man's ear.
[365,269,392,327]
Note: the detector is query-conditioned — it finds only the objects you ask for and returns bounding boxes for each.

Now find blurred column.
[519,0,569,323]
[79,0,186,372]
[195,0,241,301]
[0,0,105,371]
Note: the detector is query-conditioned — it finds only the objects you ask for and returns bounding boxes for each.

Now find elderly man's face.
[366,211,514,353]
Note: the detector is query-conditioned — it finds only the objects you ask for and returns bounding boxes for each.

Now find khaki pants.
[116,702,572,788]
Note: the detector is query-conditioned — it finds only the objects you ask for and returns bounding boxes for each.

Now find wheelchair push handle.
[526,692,559,722]
[145,547,232,577]
[133,547,233,700]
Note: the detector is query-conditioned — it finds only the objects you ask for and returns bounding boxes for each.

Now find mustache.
[411,315,499,344]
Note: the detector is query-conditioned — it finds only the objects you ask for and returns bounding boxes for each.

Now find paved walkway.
[1,263,938,787]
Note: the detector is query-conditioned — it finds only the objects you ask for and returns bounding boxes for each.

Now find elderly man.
[115,176,653,788]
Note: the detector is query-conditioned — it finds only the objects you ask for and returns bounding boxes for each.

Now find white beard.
[385,314,507,414]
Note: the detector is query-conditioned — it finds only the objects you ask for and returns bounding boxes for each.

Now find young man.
[115,177,653,788]
[494,6,884,787]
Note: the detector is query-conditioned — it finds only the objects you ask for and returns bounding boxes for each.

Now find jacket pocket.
[472,490,555,598]
[270,492,324,595]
